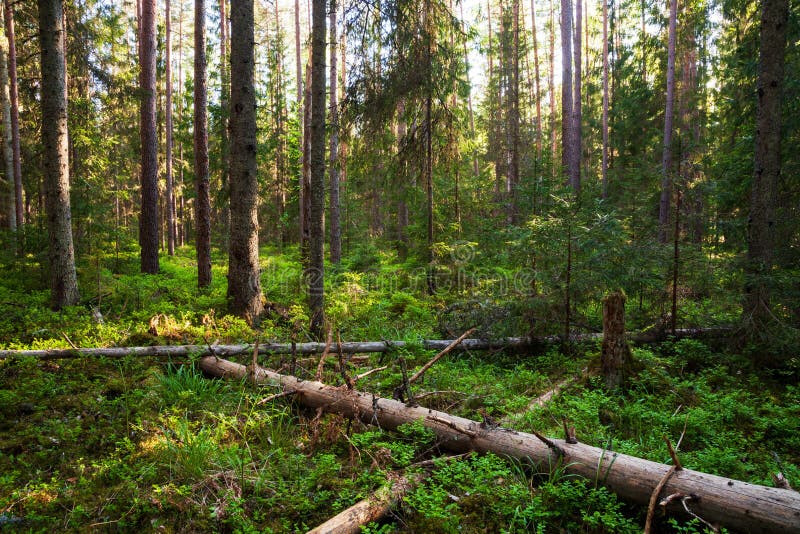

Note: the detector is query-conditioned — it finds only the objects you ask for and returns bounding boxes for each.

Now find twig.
[562,417,577,444]
[644,465,677,534]
[681,495,719,533]
[354,366,388,382]
[530,429,564,457]
[256,389,297,406]
[62,333,79,350]
[427,415,478,439]
[315,328,333,381]
[247,338,260,383]
[664,435,683,470]
[409,328,476,384]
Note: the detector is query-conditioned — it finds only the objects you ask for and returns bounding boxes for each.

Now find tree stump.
[602,291,631,389]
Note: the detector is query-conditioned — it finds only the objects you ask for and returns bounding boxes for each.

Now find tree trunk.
[301,60,312,262]
[0,6,13,230]
[139,0,159,273]
[308,0,326,337]
[570,0,581,193]
[195,0,211,287]
[560,0,573,178]
[295,0,306,249]
[328,0,341,264]
[459,3,479,179]
[601,291,630,389]
[307,473,420,534]
[200,356,800,534]
[39,0,79,310]
[219,0,230,251]
[549,0,557,179]
[601,0,609,198]
[165,0,176,255]
[227,0,264,322]
[509,0,521,223]
[3,0,20,233]
[658,0,678,243]
[0,329,732,361]
[177,0,185,248]
[530,0,542,160]
[744,0,789,330]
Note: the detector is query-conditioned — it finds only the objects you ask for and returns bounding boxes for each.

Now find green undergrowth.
[0,246,797,532]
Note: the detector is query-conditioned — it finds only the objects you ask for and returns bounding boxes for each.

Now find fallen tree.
[0,327,730,360]
[306,472,419,534]
[199,355,800,533]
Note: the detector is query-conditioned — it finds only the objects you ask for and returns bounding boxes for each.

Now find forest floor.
[0,245,798,532]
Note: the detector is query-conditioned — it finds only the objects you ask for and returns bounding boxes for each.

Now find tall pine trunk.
[165,0,176,255]
[0,7,12,230]
[531,0,542,160]
[3,0,20,233]
[509,0,521,224]
[570,0,581,193]
[658,0,678,243]
[139,0,159,273]
[219,0,230,250]
[601,0,609,198]
[560,0,573,178]
[39,0,79,309]
[227,0,264,322]
[549,0,557,178]
[195,0,211,287]
[328,0,341,264]
[744,0,789,330]
[308,0,326,336]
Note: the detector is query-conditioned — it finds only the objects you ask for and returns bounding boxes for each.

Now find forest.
[0,0,798,531]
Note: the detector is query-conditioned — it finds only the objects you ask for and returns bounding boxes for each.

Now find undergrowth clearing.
[1,246,798,532]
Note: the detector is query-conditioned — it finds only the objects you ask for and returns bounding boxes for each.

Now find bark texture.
[560,0,573,176]
[200,356,800,534]
[306,473,419,534]
[227,0,264,322]
[601,291,630,389]
[0,6,12,230]
[139,0,159,273]
[308,0,326,336]
[744,0,789,329]
[570,0,581,192]
[195,0,212,287]
[658,0,678,243]
[328,0,341,264]
[601,0,609,198]
[3,0,20,231]
[39,0,79,310]
[165,0,176,255]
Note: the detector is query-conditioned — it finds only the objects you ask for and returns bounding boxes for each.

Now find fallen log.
[199,356,800,533]
[306,472,419,534]
[0,327,730,360]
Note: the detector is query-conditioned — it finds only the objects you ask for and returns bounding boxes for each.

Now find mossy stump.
[601,291,631,390]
